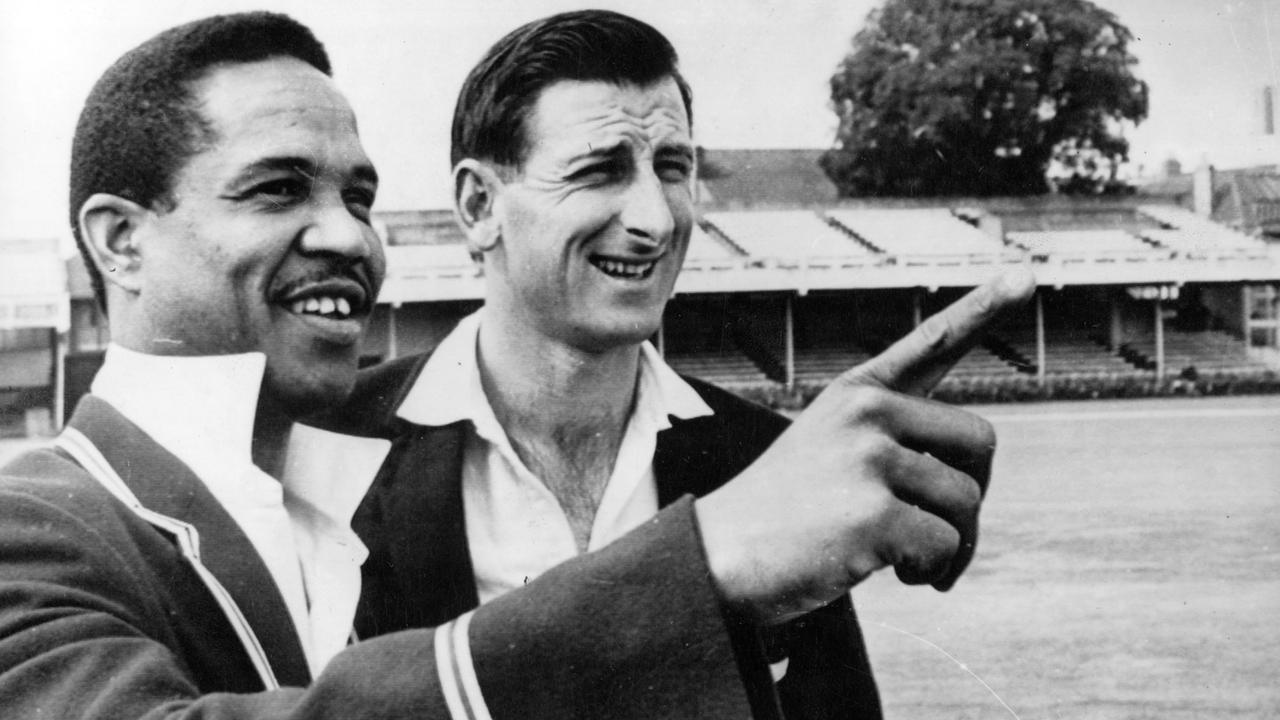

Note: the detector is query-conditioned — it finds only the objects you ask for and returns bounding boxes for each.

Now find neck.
[251,394,293,481]
[476,313,640,440]
[475,311,643,552]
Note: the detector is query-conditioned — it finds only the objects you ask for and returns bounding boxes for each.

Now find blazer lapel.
[67,396,312,687]
[654,414,728,507]
[353,419,480,636]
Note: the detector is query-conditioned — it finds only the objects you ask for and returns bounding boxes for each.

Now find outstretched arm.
[696,269,1036,623]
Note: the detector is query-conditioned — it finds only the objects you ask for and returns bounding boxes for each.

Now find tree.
[820,0,1148,197]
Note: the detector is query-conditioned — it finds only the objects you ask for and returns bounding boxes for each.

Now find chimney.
[1192,160,1214,217]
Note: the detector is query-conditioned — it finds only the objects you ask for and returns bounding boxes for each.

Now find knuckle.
[843,385,889,425]
[852,432,898,471]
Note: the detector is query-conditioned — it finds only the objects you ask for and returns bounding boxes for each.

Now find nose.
[619,171,675,250]
[299,204,378,262]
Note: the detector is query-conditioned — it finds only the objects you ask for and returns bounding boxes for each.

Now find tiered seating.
[947,347,1023,378]
[665,349,770,387]
[791,346,872,383]
[825,208,1005,256]
[1004,331,1144,376]
[1125,330,1272,375]
[700,210,874,265]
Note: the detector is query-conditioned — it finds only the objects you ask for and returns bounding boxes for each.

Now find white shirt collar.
[91,343,266,481]
[90,343,390,675]
[397,309,714,429]
[90,343,386,530]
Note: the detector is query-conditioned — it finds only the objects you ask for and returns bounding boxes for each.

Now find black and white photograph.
[1,1,1277,717]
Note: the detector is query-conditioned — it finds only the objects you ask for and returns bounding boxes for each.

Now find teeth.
[595,258,656,278]
[288,295,356,318]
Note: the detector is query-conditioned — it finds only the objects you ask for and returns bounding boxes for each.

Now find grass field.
[854,395,1280,719]
[2,396,1276,717]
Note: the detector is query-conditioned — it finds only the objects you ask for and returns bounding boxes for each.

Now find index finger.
[845,267,1036,396]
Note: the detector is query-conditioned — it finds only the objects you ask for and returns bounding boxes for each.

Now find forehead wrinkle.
[555,111,690,164]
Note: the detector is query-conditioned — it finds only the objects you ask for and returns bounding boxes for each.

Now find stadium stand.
[680,223,745,270]
[1137,205,1269,257]
[946,345,1026,378]
[1002,329,1149,378]
[701,210,876,268]
[664,349,771,388]
[1123,329,1273,377]
[790,346,872,384]
[824,208,1008,259]
[384,244,477,280]
[1005,229,1165,260]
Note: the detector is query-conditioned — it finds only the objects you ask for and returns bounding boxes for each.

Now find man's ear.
[453,159,504,256]
[77,193,149,294]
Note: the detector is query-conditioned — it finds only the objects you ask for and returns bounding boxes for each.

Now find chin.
[263,367,358,420]
[571,315,662,353]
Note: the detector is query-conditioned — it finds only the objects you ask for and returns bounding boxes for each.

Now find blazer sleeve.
[0,452,749,720]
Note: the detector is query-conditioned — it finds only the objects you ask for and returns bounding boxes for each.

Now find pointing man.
[322,10,1035,719]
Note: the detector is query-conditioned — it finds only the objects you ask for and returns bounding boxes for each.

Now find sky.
[2,0,1279,241]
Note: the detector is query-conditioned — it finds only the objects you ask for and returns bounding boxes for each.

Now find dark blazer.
[317,353,884,720]
[0,395,755,719]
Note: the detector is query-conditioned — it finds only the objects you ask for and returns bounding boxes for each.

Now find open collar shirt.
[396,310,714,604]
[91,344,390,677]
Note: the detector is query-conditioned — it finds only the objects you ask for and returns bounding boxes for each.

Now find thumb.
[844,267,1036,396]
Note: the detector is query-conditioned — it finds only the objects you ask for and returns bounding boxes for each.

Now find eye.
[344,186,377,222]
[656,159,693,183]
[568,160,624,185]
[249,177,310,206]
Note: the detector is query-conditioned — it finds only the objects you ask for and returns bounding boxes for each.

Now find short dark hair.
[69,11,331,312]
[450,9,693,170]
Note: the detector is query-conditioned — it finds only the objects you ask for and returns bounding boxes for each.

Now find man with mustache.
[0,12,793,718]
[321,9,1034,720]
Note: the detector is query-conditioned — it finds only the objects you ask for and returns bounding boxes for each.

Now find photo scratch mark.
[875,621,1023,720]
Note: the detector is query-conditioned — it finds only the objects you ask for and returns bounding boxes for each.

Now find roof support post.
[1035,290,1046,388]
[784,293,795,393]
[1109,290,1123,352]
[1154,297,1166,381]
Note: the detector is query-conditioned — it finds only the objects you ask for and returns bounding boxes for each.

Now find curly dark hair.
[69,11,331,312]
[450,9,693,170]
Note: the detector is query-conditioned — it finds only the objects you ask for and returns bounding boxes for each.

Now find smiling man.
[0,12,789,719]
[324,10,1034,720]
[339,12,883,717]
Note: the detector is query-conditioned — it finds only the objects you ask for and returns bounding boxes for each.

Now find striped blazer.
[0,395,754,719]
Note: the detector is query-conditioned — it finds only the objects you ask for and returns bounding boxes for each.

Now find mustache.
[272,259,378,307]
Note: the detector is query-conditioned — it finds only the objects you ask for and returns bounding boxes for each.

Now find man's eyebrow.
[656,143,695,163]
[230,156,316,183]
[565,141,629,165]
[229,156,379,186]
